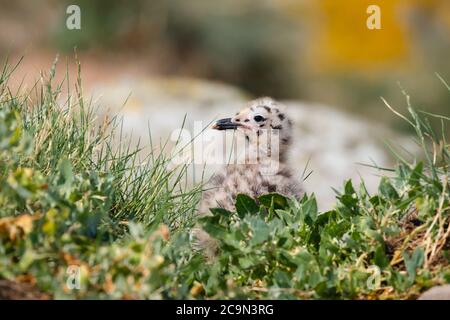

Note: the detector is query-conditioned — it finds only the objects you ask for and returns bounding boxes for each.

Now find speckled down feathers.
[198,163,302,215]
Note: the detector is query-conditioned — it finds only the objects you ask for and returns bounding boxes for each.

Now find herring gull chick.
[193,97,303,258]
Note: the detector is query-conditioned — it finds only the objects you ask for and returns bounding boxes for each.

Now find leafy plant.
[0,58,449,299]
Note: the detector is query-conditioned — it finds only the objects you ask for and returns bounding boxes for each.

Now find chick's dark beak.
[212,118,240,130]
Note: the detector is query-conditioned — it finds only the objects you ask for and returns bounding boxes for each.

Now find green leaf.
[302,196,318,225]
[128,221,144,238]
[379,177,399,200]
[409,162,423,186]
[235,194,259,217]
[18,249,35,271]
[337,180,359,213]
[315,210,335,227]
[249,217,270,245]
[374,245,389,269]
[403,247,424,282]
[344,180,356,195]
[209,207,232,217]
[258,193,288,210]
[58,158,74,193]
[238,257,254,269]
[369,195,382,207]
[273,270,291,287]
[201,218,228,239]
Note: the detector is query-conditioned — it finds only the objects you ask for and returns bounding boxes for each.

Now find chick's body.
[198,163,301,215]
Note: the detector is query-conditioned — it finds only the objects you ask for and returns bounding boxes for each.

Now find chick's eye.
[254,115,265,122]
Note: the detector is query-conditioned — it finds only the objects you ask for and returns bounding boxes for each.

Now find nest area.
[386,206,450,272]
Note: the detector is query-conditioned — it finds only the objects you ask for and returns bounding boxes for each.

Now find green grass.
[0,59,449,299]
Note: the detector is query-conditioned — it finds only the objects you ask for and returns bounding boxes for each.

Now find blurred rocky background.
[0,0,449,209]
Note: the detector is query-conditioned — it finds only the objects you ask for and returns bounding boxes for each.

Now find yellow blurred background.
[0,0,449,130]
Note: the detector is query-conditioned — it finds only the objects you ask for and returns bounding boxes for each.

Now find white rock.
[90,76,415,210]
[418,285,450,300]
